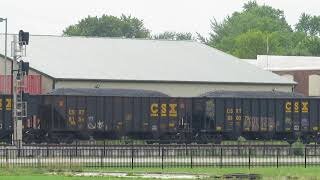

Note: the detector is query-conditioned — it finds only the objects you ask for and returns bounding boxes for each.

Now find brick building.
[246,55,320,96]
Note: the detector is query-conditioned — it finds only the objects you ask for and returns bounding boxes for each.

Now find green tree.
[207,1,294,58]
[296,13,320,36]
[233,31,267,59]
[63,14,150,38]
[153,31,194,40]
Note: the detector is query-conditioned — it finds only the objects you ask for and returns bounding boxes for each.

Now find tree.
[63,14,150,38]
[296,13,320,36]
[232,31,267,59]
[153,31,194,40]
[207,1,293,58]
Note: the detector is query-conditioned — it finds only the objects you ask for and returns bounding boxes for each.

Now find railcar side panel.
[215,98,224,132]
[309,99,318,132]
[267,99,275,132]
[87,96,97,131]
[251,99,259,132]
[192,98,205,132]
[260,99,268,132]
[275,99,284,132]
[104,97,113,132]
[96,97,104,131]
[123,97,134,133]
[204,98,215,132]
[242,99,251,132]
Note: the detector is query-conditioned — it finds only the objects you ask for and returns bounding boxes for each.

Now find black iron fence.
[0,144,320,169]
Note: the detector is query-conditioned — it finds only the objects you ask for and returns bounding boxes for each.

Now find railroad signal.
[19,60,29,75]
[18,30,29,46]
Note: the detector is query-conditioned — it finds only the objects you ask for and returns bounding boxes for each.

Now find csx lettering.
[285,102,292,112]
[150,104,159,117]
[302,102,309,113]
[161,104,167,117]
[150,103,177,117]
[169,104,177,117]
[294,102,299,113]
[285,101,309,113]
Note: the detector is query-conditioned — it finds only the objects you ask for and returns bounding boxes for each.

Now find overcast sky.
[0,0,319,37]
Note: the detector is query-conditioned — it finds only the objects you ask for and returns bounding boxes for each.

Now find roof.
[245,55,320,71]
[48,88,169,97]
[200,90,304,98]
[0,34,294,85]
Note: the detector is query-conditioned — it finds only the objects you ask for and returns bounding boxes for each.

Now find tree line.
[63,1,320,59]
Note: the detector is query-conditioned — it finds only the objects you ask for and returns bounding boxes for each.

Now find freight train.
[0,89,320,144]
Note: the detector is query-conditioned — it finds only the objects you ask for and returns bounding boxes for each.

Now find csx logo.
[285,101,308,113]
[150,103,177,117]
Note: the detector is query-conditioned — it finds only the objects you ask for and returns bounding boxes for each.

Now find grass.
[0,166,320,179]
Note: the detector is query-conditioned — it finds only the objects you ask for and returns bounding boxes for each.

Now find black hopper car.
[1,88,320,144]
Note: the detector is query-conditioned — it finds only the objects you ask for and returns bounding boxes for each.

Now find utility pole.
[0,18,7,94]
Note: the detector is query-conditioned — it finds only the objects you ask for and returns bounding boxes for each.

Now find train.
[1,88,320,144]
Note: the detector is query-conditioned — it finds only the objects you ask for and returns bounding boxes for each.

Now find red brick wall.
[273,70,320,96]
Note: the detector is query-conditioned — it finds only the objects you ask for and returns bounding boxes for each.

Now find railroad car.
[1,89,320,144]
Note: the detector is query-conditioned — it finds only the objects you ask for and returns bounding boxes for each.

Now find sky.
[0,0,319,37]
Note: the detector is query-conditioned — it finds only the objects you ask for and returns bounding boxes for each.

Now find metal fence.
[0,144,319,169]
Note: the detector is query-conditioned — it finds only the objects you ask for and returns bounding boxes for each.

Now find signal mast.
[11,30,29,146]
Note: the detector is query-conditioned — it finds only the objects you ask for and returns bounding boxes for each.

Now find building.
[0,35,294,97]
[246,55,320,96]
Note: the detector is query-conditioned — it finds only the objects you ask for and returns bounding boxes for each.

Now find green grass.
[1,167,320,179]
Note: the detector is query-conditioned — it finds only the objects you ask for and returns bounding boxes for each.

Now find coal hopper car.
[2,89,320,144]
[23,89,192,143]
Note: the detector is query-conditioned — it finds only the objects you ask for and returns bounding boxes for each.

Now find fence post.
[18,141,21,158]
[248,148,251,169]
[100,149,104,168]
[305,147,307,168]
[75,140,78,156]
[161,147,164,169]
[69,149,72,169]
[5,148,8,168]
[220,148,223,168]
[103,140,106,157]
[185,143,188,156]
[46,144,49,157]
[37,148,40,168]
[131,145,134,169]
[276,148,279,168]
[190,148,193,169]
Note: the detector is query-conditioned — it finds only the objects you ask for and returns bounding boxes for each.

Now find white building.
[0,35,295,96]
